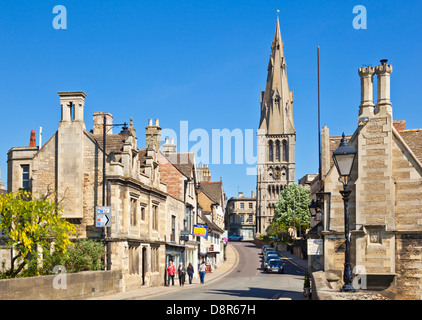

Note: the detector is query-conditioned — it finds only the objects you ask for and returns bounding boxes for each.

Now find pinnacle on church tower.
[259,17,295,136]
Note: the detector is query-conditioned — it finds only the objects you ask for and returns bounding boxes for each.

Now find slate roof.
[399,129,422,163]
[163,152,196,178]
[86,131,126,154]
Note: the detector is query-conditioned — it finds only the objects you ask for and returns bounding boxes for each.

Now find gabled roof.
[200,181,223,205]
[163,152,196,178]
[199,211,224,234]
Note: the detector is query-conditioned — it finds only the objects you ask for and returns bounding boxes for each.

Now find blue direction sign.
[96,206,112,227]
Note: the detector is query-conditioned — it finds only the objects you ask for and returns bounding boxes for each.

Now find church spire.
[259,17,295,135]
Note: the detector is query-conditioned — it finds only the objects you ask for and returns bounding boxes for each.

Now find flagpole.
[318,46,321,181]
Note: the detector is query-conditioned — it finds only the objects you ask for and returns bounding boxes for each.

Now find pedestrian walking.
[178,262,186,286]
[199,261,206,284]
[187,263,194,284]
[166,260,176,286]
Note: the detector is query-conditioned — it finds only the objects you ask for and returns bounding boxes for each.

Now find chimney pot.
[30,130,36,147]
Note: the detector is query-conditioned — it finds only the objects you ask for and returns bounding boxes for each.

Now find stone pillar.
[57,91,87,219]
[355,60,395,276]
[358,66,375,118]
[320,125,330,178]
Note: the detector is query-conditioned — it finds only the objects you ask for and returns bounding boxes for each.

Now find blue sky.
[0,0,421,200]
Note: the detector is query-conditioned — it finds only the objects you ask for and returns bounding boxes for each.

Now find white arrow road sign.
[96,206,112,227]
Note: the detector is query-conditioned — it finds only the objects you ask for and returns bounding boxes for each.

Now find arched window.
[269,141,274,162]
[282,140,288,162]
[276,140,281,162]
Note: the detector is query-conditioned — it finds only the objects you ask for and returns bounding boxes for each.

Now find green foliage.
[274,183,311,233]
[42,239,105,274]
[0,190,76,278]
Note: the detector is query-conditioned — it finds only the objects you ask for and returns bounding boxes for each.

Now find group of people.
[166,260,207,286]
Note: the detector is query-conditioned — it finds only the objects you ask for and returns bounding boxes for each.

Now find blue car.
[228,234,243,241]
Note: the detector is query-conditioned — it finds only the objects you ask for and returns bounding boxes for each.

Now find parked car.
[264,248,276,258]
[265,259,285,273]
[228,234,243,241]
[264,253,279,267]
[261,245,272,254]
[263,246,275,254]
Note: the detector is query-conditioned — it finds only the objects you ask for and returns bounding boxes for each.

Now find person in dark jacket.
[187,263,194,284]
[178,262,186,286]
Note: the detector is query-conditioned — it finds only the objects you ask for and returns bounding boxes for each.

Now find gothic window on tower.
[269,141,274,162]
[283,140,288,162]
[276,140,281,162]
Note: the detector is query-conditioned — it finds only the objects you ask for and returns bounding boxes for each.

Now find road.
[147,241,306,300]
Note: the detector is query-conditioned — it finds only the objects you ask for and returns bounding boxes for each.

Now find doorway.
[142,247,147,286]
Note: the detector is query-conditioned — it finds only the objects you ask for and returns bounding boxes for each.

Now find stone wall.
[0,270,122,300]
[395,235,422,299]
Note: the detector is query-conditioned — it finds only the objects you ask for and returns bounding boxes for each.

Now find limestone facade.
[226,191,256,240]
[157,142,200,278]
[4,91,221,291]
[310,60,422,299]
[196,180,226,269]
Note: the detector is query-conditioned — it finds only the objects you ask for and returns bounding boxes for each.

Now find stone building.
[309,60,422,299]
[6,91,174,290]
[157,138,200,278]
[256,18,296,235]
[226,191,256,240]
[197,180,226,269]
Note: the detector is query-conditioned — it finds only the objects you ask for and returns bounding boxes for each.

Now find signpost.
[307,239,323,255]
[96,206,112,228]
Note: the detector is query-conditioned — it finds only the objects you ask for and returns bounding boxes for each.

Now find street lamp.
[332,133,357,293]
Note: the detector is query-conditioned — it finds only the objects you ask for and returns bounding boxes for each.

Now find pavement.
[89,243,240,300]
[88,242,308,300]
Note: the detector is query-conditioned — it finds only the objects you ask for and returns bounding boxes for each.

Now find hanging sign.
[192,224,208,238]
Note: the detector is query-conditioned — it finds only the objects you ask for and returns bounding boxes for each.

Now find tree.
[273,183,311,237]
[0,190,76,278]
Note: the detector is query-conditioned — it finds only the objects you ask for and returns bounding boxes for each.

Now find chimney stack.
[58,91,87,124]
[375,59,393,115]
[145,118,162,151]
[29,130,36,147]
[163,137,177,154]
[358,65,375,118]
[93,112,114,135]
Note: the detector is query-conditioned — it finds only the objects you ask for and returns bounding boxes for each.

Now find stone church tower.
[256,18,296,234]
